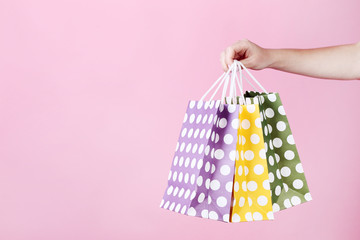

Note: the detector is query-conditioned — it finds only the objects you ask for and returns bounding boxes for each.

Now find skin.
[220,39,360,80]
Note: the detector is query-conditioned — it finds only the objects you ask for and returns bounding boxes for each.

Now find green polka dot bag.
[243,91,312,212]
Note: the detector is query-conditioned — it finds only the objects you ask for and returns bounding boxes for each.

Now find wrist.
[265,48,280,69]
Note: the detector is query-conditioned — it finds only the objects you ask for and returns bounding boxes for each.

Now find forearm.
[266,42,360,80]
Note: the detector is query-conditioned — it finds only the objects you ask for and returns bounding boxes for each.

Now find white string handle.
[235,64,246,105]
[235,60,268,93]
[200,63,236,102]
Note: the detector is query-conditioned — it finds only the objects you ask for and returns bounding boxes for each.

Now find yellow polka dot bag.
[160,60,312,222]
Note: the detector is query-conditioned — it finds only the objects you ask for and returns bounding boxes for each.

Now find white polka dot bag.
[160,60,284,222]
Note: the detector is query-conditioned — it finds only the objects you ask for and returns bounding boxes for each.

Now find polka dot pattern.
[244,91,312,212]
[160,100,222,220]
[231,104,273,222]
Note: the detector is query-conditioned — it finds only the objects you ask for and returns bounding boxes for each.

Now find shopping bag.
[160,69,242,222]
[230,103,274,222]
[244,91,312,211]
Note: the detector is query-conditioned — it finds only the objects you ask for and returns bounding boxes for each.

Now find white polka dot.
[293,179,304,189]
[228,104,236,113]
[247,181,258,191]
[281,166,291,177]
[200,209,208,218]
[273,138,282,148]
[283,183,289,192]
[204,162,210,172]
[244,166,249,176]
[184,173,189,183]
[241,119,250,129]
[253,212,263,220]
[246,105,255,113]
[219,104,224,112]
[255,118,262,128]
[275,153,280,163]
[234,181,239,192]
[210,180,220,191]
[198,144,204,155]
[224,134,233,144]
[241,136,246,145]
[209,211,218,220]
[211,164,216,174]
[291,196,301,206]
[229,150,236,161]
[215,134,219,143]
[244,150,254,160]
[181,128,187,137]
[202,114,208,124]
[268,93,277,102]
[278,105,286,115]
[284,199,292,208]
[265,108,275,118]
[245,212,253,221]
[238,166,243,176]
[189,174,196,185]
[183,113,188,123]
[163,201,170,209]
[284,150,295,160]
[207,114,214,124]
[225,181,233,192]
[250,134,260,144]
[254,164,264,175]
[272,203,280,212]
[216,196,227,207]
[187,207,196,216]
[259,149,266,159]
[219,118,227,128]
[264,126,268,136]
[232,213,241,222]
[190,190,196,200]
[184,189,191,199]
[275,185,281,196]
[276,121,286,131]
[189,114,195,123]
[231,119,240,129]
[206,129,211,139]
[263,179,270,190]
[196,114,202,124]
[242,181,247,191]
[172,171,178,181]
[268,172,274,183]
[181,205,187,214]
[268,156,274,166]
[214,149,225,160]
[197,159,203,169]
[276,169,281,179]
[178,172,183,183]
[210,148,215,159]
[198,193,205,203]
[159,199,164,208]
[239,197,245,207]
[267,124,272,133]
[187,129,194,138]
[178,188,185,198]
[189,101,195,109]
[220,165,231,176]
[248,196,253,207]
[197,101,203,109]
[192,144,198,154]
[267,211,274,220]
[193,129,200,139]
[180,142,185,152]
[197,176,203,186]
[295,163,304,173]
[287,134,295,144]
[199,129,206,139]
[167,185,173,195]
[205,178,210,189]
[304,193,312,201]
[257,195,268,206]
[223,214,230,222]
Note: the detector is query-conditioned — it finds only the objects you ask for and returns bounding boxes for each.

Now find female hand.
[220,39,273,72]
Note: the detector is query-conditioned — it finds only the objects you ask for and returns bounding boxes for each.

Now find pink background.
[1,1,360,239]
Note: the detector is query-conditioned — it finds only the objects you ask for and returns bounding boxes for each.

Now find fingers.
[220,51,227,72]
[220,39,250,72]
